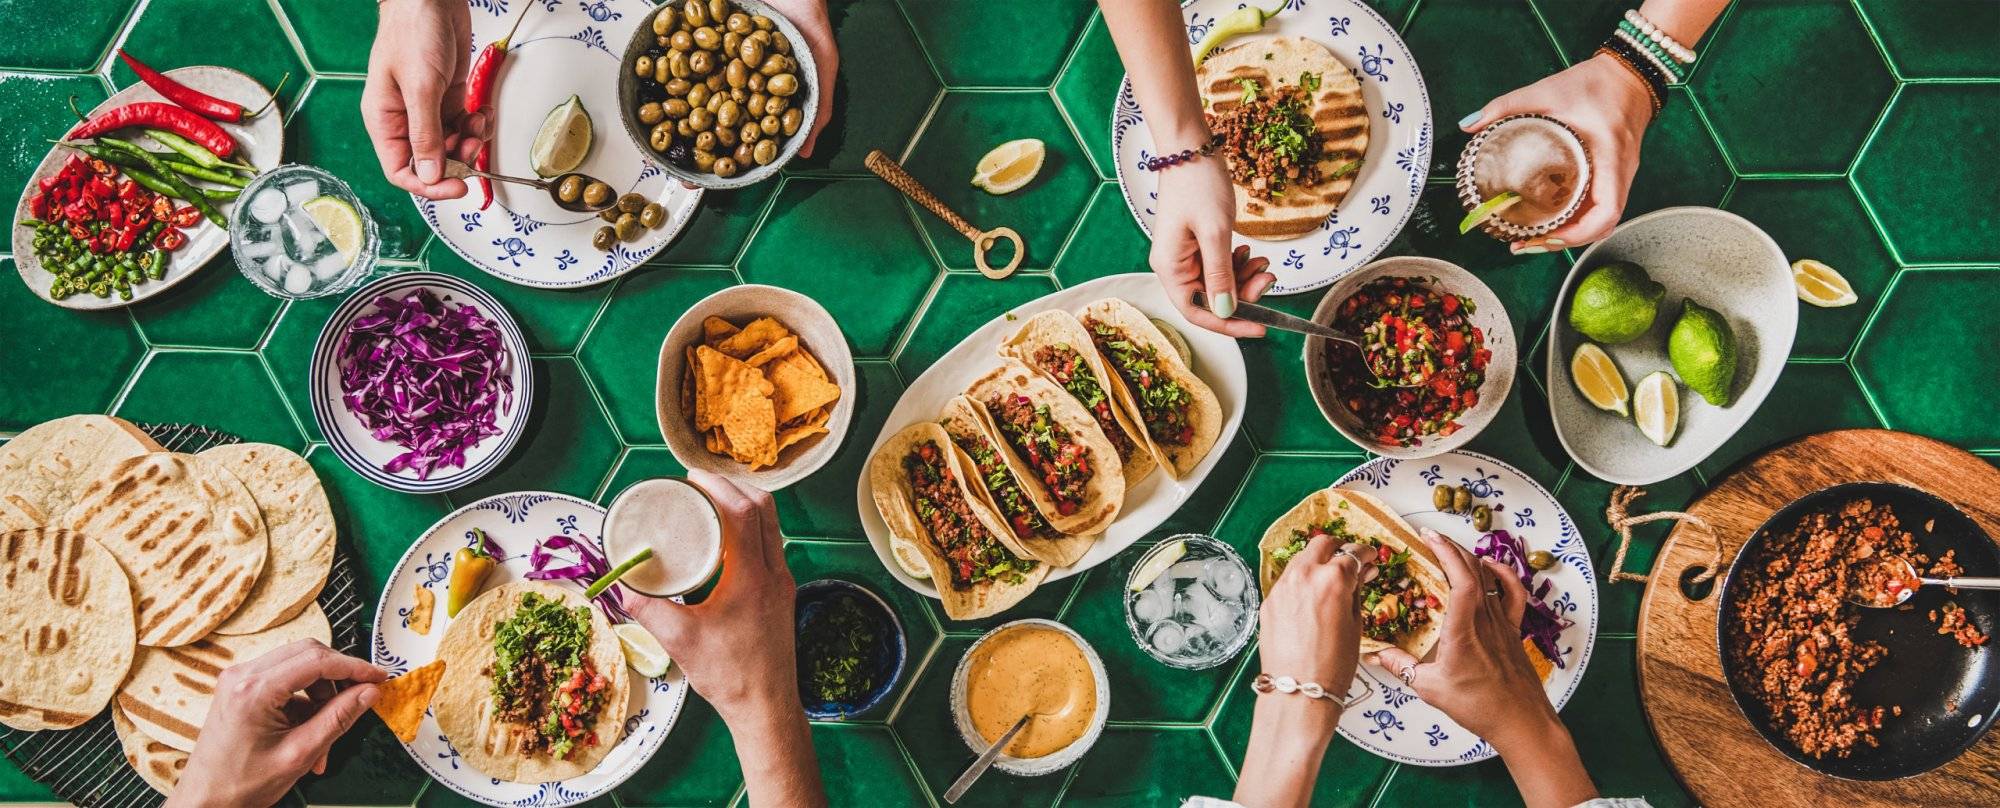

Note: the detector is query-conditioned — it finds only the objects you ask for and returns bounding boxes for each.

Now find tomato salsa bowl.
[1304,256,1515,459]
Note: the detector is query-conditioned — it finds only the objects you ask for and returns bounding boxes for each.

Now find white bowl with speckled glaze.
[1546,207,1796,485]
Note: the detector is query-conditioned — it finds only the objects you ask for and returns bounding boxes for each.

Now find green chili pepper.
[142,128,251,172]
[146,249,167,280]
[154,157,248,187]
[204,187,242,204]
[1192,3,1285,65]
[96,137,227,227]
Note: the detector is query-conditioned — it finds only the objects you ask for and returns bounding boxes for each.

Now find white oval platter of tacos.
[372,491,688,807]
[1303,451,1597,766]
[857,273,1246,603]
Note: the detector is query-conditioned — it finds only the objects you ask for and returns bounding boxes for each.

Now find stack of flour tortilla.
[0,414,336,797]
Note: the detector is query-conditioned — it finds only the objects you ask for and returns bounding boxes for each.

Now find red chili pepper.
[476,147,495,211]
[67,223,90,242]
[117,49,288,122]
[125,206,150,227]
[63,200,93,223]
[152,196,175,222]
[112,227,138,252]
[30,193,48,220]
[67,100,238,159]
[154,228,186,251]
[104,201,123,222]
[465,4,534,116]
[169,206,202,228]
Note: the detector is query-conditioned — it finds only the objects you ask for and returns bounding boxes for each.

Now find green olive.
[615,212,644,242]
[693,26,720,51]
[738,37,766,67]
[705,91,724,113]
[738,122,761,143]
[639,202,666,229]
[723,31,742,55]
[759,113,779,135]
[692,149,716,171]
[663,97,692,119]
[753,138,777,166]
[686,83,711,108]
[592,226,617,251]
[1452,486,1472,514]
[1527,550,1556,571]
[665,77,692,95]
[746,94,766,117]
[781,107,803,136]
[717,99,742,129]
[732,141,754,166]
[617,192,647,214]
[634,55,654,78]
[637,101,665,125]
[747,72,765,93]
[725,12,751,34]
[687,107,713,131]
[1471,504,1492,532]
[682,0,707,28]
[707,0,726,23]
[705,72,725,91]
[766,93,789,114]
[599,206,621,223]
[648,121,675,151]
[729,87,747,103]
[715,125,738,147]
[689,50,715,75]
[759,54,789,77]
[651,7,678,35]
[583,181,614,209]
[713,156,739,178]
[657,34,670,47]
[1433,484,1454,511]
[771,31,792,55]
[667,50,689,79]
[694,131,718,153]
[725,59,748,88]
[556,174,584,203]
[670,30,693,51]
[767,73,798,97]
[676,118,694,137]
[751,14,773,31]
[653,55,672,84]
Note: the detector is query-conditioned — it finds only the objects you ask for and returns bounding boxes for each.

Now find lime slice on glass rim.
[1458,191,1522,235]
[301,196,363,263]
[531,94,593,179]
[614,622,673,678]
[1129,539,1187,592]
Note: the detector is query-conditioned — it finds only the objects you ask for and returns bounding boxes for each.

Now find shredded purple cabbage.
[337,289,514,480]
[1474,529,1572,669]
[525,533,631,623]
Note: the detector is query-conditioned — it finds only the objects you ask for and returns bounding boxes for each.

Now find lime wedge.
[971,138,1045,195]
[1130,539,1188,592]
[1792,259,1859,308]
[613,622,672,678]
[1569,342,1630,417]
[1633,371,1680,448]
[890,538,931,580]
[301,196,363,262]
[531,95,593,179]
[1149,316,1194,369]
[1458,191,1522,235]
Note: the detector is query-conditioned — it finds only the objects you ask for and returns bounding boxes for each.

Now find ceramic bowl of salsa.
[795,579,906,720]
[948,619,1110,776]
[1303,256,1515,459]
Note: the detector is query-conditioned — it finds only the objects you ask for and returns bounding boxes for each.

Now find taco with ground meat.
[1257,487,1448,660]
[1196,36,1370,240]
[938,395,1097,567]
[869,422,1047,620]
[965,360,1126,537]
[1078,299,1223,480]
[1000,310,1156,491]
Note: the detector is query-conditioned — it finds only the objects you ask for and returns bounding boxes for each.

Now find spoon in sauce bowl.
[943,711,1038,804]
[1848,555,2000,608]
[441,158,617,213]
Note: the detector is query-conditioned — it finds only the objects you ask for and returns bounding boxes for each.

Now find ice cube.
[248,189,286,224]
[1179,580,1222,623]
[1205,561,1247,600]
[311,252,349,281]
[236,239,280,260]
[1147,621,1187,656]
[283,181,321,207]
[1132,588,1169,624]
[263,258,288,284]
[282,263,313,295]
[1196,596,1242,639]
[1165,559,1208,583]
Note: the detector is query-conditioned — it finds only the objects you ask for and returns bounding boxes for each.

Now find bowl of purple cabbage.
[310,272,532,492]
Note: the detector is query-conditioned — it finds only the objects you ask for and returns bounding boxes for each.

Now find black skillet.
[1717,481,2000,780]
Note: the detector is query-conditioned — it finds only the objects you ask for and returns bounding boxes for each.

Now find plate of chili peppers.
[12,55,285,309]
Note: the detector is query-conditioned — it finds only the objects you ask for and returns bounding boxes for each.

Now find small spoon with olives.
[442,158,619,213]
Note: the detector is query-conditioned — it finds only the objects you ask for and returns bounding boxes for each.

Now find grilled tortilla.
[938,396,1096,567]
[0,414,160,526]
[0,527,136,731]
[1257,488,1447,659]
[869,422,1046,620]
[199,444,336,635]
[1197,36,1369,240]
[965,361,1126,537]
[1077,299,1223,480]
[1000,310,1156,490]
[112,703,186,796]
[117,604,331,753]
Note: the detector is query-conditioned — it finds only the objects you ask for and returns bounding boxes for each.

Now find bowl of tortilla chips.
[656,284,855,490]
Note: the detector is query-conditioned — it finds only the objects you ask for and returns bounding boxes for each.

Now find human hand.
[363,0,489,200]
[1259,538,1379,710]
[1150,154,1275,338]
[1461,53,1656,253]
[167,640,387,808]
[763,0,837,157]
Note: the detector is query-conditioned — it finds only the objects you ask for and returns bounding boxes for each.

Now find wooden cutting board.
[1636,429,2000,806]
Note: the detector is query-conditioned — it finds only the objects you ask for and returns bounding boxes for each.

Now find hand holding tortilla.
[1258,488,1449,660]
[166,640,386,807]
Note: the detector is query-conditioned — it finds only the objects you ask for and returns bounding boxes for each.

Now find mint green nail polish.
[1458,112,1481,129]
[1210,292,1237,319]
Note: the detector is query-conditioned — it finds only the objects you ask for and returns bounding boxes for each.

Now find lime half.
[971,138,1045,195]
[614,622,672,677]
[1149,316,1194,369]
[1458,191,1521,234]
[302,196,363,262]
[531,95,593,178]
[1130,539,1187,592]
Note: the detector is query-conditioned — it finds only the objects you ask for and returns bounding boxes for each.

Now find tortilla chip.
[705,429,732,455]
[745,335,799,368]
[372,660,445,743]
[409,584,435,636]
[720,394,778,468]
[702,316,741,346]
[693,347,769,431]
[712,317,791,359]
[1524,638,1554,681]
[776,421,828,453]
[768,352,842,423]
[682,346,698,424]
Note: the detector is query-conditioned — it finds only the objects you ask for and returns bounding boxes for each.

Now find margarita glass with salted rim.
[228,163,378,299]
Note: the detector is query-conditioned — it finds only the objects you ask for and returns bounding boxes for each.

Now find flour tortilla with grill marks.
[112,703,186,796]
[0,415,160,527]
[62,452,269,647]
[199,443,335,635]
[1198,36,1370,240]
[0,527,136,731]
[116,603,330,753]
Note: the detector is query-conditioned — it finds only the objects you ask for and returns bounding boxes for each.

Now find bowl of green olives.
[620,0,819,190]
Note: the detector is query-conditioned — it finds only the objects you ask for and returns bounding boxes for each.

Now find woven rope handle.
[866,150,979,240]
[1603,485,1724,588]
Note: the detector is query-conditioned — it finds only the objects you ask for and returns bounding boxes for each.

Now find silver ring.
[1333,548,1363,570]
[1485,586,1501,598]
[1398,663,1417,685]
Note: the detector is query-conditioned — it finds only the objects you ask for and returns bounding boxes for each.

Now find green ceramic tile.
[903,0,1091,87]
[903,91,1097,272]
[1059,538,1243,723]
[1555,469,1702,635]
[1691,0,1893,174]
[1211,455,1367,564]
[788,0,940,174]
[1053,15,1120,179]
[1051,183,1150,286]
[889,636,1070,808]
[599,447,689,505]
[115,349,304,448]
[1149,435,1257,542]
[784,539,941,717]
[263,293,338,442]
[299,719,430,807]
[1722,180,1894,358]
[305,445,453,624]
[1853,84,2000,265]
[615,696,743,808]
[1237,292,1362,454]
[128,263,283,349]
[1856,0,2000,79]
[452,357,621,502]
[275,0,377,75]
[0,0,131,71]
[1621,87,1732,216]
[1854,269,2000,448]
[1061,728,1233,807]
[1694,361,1880,480]
[288,78,430,260]
[932,570,1084,635]
[1401,0,1565,178]
[1,73,108,254]
[428,243,613,355]
[657,182,779,266]
[0,259,145,432]
[1530,0,1642,65]
[577,267,735,444]
[111,0,304,114]
[1461,382,1568,491]
[1561,639,1695,806]
[1373,756,1521,806]
[894,272,1057,379]
[739,179,935,357]
[1208,657,1395,807]
[0,759,55,803]
[807,723,929,808]
[776,360,902,540]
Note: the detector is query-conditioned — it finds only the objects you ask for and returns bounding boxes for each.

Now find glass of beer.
[602,477,725,597]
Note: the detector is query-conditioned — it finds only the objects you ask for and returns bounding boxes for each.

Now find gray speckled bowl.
[1546,207,1796,485]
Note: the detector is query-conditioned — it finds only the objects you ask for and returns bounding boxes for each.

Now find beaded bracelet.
[1624,9,1697,64]
[1596,45,1664,118]
[1142,134,1224,171]
[1616,20,1686,83]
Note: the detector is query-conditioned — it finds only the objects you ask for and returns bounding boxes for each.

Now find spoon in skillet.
[1848,555,2000,608]
[1190,291,1426,388]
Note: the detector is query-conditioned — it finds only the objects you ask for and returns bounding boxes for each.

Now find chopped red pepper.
[154,228,186,251]
[169,206,201,228]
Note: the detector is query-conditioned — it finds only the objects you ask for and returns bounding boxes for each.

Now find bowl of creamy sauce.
[949,619,1110,776]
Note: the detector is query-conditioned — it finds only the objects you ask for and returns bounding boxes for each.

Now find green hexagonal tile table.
[4,1,1997,806]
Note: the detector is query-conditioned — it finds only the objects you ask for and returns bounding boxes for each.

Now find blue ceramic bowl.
[795,579,906,720]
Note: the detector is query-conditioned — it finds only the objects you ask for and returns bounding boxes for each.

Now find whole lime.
[1568,262,1665,344]
[1669,299,1738,406]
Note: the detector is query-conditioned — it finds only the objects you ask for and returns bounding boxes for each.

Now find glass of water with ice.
[1123,534,1260,670]
[228,164,378,299]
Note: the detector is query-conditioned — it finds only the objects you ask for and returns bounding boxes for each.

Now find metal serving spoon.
[441,158,613,213]
[1849,555,2000,608]
[942,713,1031,804]
[1190,292,1423,387]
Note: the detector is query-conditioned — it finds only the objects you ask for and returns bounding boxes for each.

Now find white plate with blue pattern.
[373,491,688,807]
[1112,0,1431,296]
[415,0,702,288]
[1327,451,1597,766]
